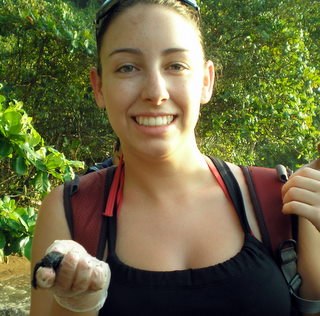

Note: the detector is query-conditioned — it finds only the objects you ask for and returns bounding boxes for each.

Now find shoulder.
[32,185,70,260]
[41,184,65,210]
[225,161,279,189]
[224,162,263,240]
[36,185,66,231]
[225,162,248,187]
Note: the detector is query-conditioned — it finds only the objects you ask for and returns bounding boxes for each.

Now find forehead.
[100,4,202,56]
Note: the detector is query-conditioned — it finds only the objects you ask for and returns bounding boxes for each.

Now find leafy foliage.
[0,196,36,260]
[0,94,84,190]
[199,0,320,168]
[0,0,115,166]
[0,93,84,258]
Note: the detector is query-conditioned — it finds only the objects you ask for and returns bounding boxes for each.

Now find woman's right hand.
[34,240,111,313]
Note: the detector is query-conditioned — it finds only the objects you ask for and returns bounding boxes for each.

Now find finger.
[283,186,320,206]
[282,170,320,198]
[89,260,111,292]
[293,167,320,181]
[54,251,81,292]
[282,201,320,231]
[283,175,320,194]
[36,267,56,289]
[71,258,94,295]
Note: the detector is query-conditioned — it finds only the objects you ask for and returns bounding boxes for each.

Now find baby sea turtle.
[32,251,64,289]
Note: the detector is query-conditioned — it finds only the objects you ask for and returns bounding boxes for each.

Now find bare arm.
[282,162,320,316]
[30,185,107,316]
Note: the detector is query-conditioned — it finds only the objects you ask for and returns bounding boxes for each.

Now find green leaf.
[18,215,28,232]
[0,95,6,104]
[14,207,27,217]
[33,172,51,193]
[45,152,64,169]
[34,159,48,172]
[23,237,32,260]
[0,138,12,157]
[3,110,23,135]
[12,155,28,175]
[27,129,42,147]
[25,220,36,235]
[69,160,84,169]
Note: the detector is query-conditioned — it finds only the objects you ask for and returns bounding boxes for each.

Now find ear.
[200,60,215,105]
[90,67,106,109]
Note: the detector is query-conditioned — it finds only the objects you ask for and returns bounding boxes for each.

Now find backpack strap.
[64,158,320,314]
[63,166,116,259]
[209,156,252,233]
[239,164,294,258]
[239,163,320,314]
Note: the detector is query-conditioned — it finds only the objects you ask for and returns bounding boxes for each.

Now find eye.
[167,63,188,72]
[116,64,138,73]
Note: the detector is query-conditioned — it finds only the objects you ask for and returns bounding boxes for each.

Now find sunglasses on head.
[96,0,199,38]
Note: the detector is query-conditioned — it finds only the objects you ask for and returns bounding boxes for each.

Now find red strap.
[116,165,124,216]
[103,156,124,217]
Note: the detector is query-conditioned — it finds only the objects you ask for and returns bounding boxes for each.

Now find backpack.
[63,156,319,314]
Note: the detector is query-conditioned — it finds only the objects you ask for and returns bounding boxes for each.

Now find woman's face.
[91,4,214,160]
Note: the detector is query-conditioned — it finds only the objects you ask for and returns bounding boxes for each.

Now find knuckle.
[291,175,304,185]
[78,257,93,270]
[287,175,304,188]
[284,187,297,201]
[283,200,299,212]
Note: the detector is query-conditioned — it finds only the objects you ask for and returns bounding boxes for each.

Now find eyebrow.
[108,48,142,57]
[162,48,190,55]
[108,47,190,57]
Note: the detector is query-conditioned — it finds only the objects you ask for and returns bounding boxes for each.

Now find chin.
[137,142,175,160]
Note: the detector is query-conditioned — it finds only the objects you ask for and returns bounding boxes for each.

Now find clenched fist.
[32,240,111,312]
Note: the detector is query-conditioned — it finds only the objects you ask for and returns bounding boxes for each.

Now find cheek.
[182,76,204,107]
[103,82,130,113]
[104,78,139,104]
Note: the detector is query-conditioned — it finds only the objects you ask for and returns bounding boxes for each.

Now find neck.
[121,146,213,202]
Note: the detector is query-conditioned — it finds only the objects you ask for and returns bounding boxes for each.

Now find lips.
[135,115,174,127]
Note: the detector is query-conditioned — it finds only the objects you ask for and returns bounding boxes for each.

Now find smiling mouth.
[134,115,175,127]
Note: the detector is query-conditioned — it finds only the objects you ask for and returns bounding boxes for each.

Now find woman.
[30,0,320,315]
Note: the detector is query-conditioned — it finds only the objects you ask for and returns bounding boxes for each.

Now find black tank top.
[98,160,293,315]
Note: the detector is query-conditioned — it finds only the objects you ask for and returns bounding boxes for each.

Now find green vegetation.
[199,0,320,167]
[0,0,319,258]
[0,93,83,259]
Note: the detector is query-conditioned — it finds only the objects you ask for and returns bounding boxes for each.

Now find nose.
[141,70,169,105]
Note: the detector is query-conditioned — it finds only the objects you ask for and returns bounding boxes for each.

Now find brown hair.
[96,0,203,75]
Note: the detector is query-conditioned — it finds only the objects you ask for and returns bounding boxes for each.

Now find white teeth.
[135,115,174,126]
